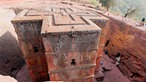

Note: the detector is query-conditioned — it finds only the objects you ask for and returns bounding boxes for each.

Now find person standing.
[115,52,121,66]
[142,18,145,22]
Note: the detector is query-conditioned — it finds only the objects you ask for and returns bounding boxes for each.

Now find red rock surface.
[0,31,25,77]
[0,75,17,82]
[105,17,146,82]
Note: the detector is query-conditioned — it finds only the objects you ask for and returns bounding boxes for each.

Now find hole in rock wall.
[131,73,140,78]
[34,47,39,53]
[71,59,76,65]
[105,40,109,47]
[116,52,121,57]
[104,50,108,55]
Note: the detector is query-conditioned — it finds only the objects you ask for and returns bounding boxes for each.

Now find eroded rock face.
[106,18,146,82]
[0,31,25,77]
[16,65,31,82]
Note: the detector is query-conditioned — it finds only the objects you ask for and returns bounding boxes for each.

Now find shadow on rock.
[0,31,26,79]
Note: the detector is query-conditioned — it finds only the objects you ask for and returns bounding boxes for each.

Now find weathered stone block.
[12,10,49,81]
[43,31,100,81]
[12,7,109,82]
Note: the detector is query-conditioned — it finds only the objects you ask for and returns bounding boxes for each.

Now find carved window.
[34,46,39,53]
[71,59,76,65]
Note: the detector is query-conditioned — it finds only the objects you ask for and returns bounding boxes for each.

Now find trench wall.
[105,17,146,82]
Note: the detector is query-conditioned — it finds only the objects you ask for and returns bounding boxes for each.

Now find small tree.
[124,5,140,17]
[99,0,115,11]
[123,1,141,18]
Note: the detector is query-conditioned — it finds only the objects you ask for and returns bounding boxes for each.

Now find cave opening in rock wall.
[34,47,39,53]
[71,59,76,65]
[130,73,140,78]
[105,40,109,47]
[116,52,121,57]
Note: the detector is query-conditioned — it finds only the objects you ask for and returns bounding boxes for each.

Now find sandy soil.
[0,75,17,82]
[0,8,17,37]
